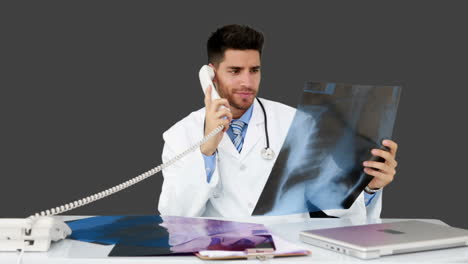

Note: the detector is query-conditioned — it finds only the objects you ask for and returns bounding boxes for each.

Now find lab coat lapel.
[240,99,264,161]
[218,128,241,159]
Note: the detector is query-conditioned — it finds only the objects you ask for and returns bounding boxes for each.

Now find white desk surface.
[1,216,467,264]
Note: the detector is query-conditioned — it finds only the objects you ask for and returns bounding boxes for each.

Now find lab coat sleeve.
[157,128,220,217]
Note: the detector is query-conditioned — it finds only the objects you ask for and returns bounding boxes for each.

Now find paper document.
[198,234,310,259]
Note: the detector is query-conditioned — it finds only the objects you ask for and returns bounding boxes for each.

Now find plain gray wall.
[1,1,467,228]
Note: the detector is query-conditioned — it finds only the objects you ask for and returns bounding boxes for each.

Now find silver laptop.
[300,220,468,259]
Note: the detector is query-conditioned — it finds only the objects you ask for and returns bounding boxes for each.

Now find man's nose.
[239,72,254,88]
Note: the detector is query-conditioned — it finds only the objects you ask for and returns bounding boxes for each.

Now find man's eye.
[229,70,239,74]
[251,69,259,73]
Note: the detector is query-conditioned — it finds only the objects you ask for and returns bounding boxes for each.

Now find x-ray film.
[67,215,274,256]
[253,82,401,215]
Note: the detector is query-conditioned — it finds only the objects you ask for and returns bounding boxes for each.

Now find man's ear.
[208,63,216,73]
[208,63,218,83]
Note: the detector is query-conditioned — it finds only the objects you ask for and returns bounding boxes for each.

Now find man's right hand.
[200,85,232,156]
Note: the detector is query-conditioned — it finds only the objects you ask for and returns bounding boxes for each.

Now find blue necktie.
[231,120,246,153]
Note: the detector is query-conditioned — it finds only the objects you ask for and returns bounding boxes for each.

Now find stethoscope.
[256,97,275,160]
[204,97,275,160]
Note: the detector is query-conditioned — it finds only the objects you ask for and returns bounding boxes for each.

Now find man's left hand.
[363,139,398,190]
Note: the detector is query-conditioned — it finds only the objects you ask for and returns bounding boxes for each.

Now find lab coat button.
[213,193,220,199]
[240,164,246,170]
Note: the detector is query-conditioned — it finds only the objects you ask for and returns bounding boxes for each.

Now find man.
[158,24,398,218]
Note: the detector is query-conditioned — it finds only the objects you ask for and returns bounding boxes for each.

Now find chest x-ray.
[253,82,401,216]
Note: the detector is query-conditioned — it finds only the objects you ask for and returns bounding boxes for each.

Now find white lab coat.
[158,98,382,219]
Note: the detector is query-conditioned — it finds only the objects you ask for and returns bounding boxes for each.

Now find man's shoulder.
[258,97,296,118]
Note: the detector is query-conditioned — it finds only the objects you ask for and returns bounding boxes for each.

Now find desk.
[1,217,467,263]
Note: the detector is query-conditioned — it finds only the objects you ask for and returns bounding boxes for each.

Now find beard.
[226,88,257,110]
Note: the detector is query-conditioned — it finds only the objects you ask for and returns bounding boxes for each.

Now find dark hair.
[207,24,264,65]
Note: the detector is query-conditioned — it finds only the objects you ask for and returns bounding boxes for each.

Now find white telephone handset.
[199,65,221,100]
[199,65,229,117]
[0,66,226,254]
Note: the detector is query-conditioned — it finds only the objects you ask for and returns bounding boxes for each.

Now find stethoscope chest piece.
[261,147,275,160]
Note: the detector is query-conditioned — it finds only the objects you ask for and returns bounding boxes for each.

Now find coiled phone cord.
[27,125,224,220]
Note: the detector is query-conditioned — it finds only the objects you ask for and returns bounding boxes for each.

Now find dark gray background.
[1,1,467,228]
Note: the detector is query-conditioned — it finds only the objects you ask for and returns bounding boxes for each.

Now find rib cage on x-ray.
[253,82,401,216]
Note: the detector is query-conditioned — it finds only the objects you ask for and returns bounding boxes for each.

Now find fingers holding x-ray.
[364,167,395,190]
[364,142,398,189]
[383,139,398,156]
[363,160,395,175]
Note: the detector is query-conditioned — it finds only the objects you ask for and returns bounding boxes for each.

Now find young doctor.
[158,24,398,219]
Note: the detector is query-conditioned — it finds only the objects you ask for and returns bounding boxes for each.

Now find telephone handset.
[199,65,221,100]
[0,66,226,254]
[199,64,229,126]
